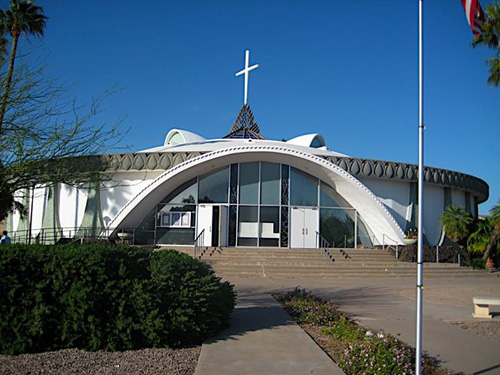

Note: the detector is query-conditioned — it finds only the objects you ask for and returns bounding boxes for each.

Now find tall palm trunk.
[0,32,19,133]
[483,228,499,263]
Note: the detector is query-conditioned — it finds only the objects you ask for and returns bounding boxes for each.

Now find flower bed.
[275,288,463,375]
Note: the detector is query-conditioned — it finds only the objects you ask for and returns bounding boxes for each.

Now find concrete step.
[208,264,471,273]
[205,254,396,261]
[165,246,488,279]
[204,259,460,268]
[208,269,481,279]
[214,270,492,279]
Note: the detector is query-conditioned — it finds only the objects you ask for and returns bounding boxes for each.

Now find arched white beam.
[107,145,405,244]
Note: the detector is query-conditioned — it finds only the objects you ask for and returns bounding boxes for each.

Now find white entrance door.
[197,205,229,247]
[290,207,319,248]
[197,205,213,247]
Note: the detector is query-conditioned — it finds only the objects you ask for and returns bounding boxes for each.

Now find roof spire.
[223,104,264,140]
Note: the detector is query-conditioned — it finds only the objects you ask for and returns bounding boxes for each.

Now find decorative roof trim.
[100,152,489,201]
[106,145,405,244]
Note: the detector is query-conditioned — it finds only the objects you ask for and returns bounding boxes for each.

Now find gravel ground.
[449,321,500,342]
[0,347,201,375]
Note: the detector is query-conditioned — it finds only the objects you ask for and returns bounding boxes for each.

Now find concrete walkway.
[225,276,500,375]
[196,275,500,375]
[195,290,344,375]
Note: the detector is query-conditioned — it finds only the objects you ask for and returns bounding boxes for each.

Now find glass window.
[261,162,280,205]
[320,182,351,208]
[155,203,196,245]
[156,228,195,245]
[357,217,374,248]
[238,205,258,246]
[290,167,318,206]
[157,204,196,227]
[239,162,259,204]
[198,167,229,203]
[230,164,238,204]
[164,178,197,204]
[260,206,279,247]
[320,208,355,248]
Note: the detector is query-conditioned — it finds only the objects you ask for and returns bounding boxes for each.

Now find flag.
[462,0,486,36]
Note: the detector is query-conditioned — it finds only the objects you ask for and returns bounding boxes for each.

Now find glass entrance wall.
[199,168,229,203]
[259,206,280,247]
[290,168,318,206]
[239,162,259,204]
[156,203,196,245]
[261,162,280,205]
[237,205,258,246]
[154,178,198,245]
[134,162,374,248]
[320,208,355,248]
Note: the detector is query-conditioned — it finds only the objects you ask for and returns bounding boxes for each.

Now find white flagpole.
[416,0,424,374]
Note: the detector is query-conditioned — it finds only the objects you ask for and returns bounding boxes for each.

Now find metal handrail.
[9,226,139,245]
[382,234,400,259]
[333,234,347,248]
[194,229,205,259]
[316,231,335,262]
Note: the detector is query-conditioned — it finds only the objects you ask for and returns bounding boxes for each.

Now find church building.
[6,52,489,249]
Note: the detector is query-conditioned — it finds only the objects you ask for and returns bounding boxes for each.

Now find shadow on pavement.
[206,295,295,343]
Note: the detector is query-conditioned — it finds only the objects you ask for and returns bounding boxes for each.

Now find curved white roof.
[139,129,348,157]
[286,133,327,149]
[164,129,206,146]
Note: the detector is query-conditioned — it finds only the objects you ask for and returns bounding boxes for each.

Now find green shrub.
[470,257,486,269]
[0,244,235,354]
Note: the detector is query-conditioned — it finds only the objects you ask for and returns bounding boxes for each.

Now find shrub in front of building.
[0,244,235,355]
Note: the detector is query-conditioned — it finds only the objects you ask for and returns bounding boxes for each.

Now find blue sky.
[17,0,499,214]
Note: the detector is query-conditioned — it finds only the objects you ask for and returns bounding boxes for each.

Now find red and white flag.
[462,0,486,36]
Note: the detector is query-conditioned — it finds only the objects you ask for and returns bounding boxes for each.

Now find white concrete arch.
[107,145,405,244]
[287,133,326,149]
[164,129,206,146]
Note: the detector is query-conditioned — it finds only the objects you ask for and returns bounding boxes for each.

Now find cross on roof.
[235,50,259,106]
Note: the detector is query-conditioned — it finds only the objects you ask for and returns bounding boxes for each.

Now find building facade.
[7,105,489,248]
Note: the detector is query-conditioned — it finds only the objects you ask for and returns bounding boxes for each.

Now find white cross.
[235,50,259,106]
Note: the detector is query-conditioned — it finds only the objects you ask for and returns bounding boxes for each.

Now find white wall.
[100,171,163,227]
[359,179,410,231]
[9,187,45,236]
[58,183,88,235]
[31,186,47,235]
[10,190,25,232]
[423,185,444,245]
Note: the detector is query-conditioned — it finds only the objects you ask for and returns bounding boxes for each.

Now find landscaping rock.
[0,347,201,375]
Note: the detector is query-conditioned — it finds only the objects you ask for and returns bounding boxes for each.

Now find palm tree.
[0,22,8,65]
[472,1,500,86]
[483,202,500,266]
[440,205,474,263]
[0,0,47,132]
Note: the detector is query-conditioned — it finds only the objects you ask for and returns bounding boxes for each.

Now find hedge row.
[0,244,235,355]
